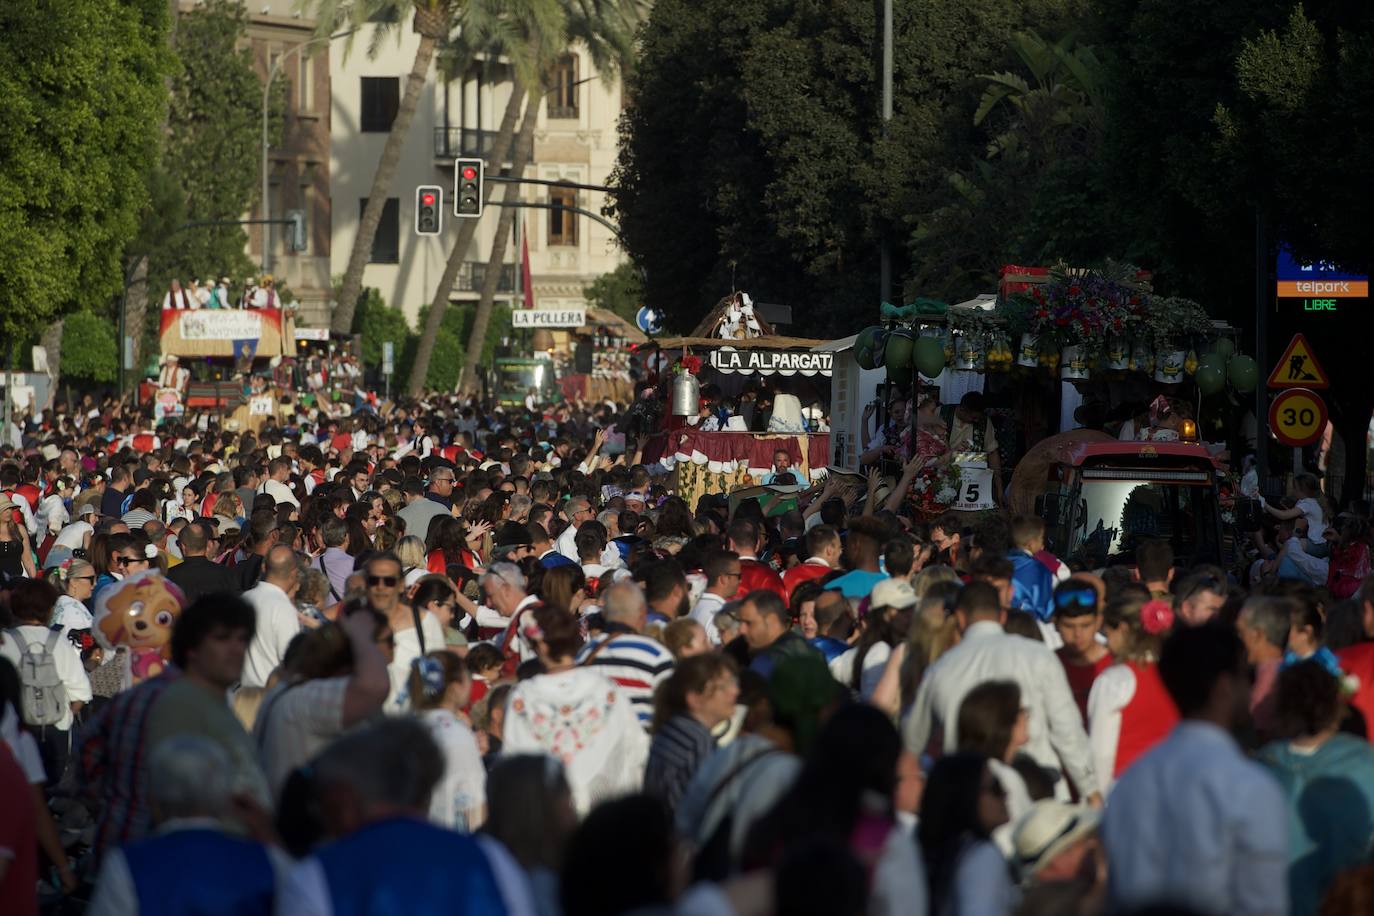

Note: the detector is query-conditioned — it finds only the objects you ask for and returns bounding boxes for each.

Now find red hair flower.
[1141,599,1175,635]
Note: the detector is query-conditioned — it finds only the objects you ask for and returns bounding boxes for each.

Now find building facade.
[242,1,334,325]
[328,18,628,332]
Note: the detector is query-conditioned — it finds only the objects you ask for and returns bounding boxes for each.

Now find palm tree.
[304,0,465,336]
[456,0,648,393]
[406,0,565,395]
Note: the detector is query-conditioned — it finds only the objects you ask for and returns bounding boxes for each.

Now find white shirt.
[257,477,299,510]
[0,624,92,730]
[903,619,1097,797]
[254,675,348,800]
[240,581,301,689]
[420,708,486,831]
[385,612,447,713]
[830,642,892,699]
[1101,720,1288,916]
[555,522,581,561]
[52,595,94,639]
[53,520,93,551]
[689,592,727,645]
[1086,663,1138,797]
[1296,497,1326,542]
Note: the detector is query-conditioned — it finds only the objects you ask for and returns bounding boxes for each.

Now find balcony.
[434,127,532,162]
[454,261,516,293]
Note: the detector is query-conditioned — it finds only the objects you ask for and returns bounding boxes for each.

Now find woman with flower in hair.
[1087,586,1180,796]
[408,651,486,831]
[501,604,648,815]
[48,558,97,638]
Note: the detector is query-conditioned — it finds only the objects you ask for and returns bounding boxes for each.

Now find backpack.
[6,627,67,726]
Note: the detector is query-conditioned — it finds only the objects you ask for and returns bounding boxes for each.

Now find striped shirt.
[645,714,715,812]
[575,626,674,727]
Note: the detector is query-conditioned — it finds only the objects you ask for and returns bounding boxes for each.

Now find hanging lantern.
[1103,337,1130,371]
[1060,345,1090,380]
[1228,355,1259,393]
[954,334,986,371]
[671,371,700,416]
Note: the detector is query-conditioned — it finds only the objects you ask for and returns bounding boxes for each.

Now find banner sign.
[179,311,263,340]
[512,309,585,328]
[709,347,833,376]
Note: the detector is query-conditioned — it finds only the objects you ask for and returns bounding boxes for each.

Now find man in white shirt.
[555,496,593,561]
[240,546,302,688]
[690,550,741,645]
[256,457,300,510]
[1101,624,1288,915]
[904,580,1099,803]
[479,563,537,656]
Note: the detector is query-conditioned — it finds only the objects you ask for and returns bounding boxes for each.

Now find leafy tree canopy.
[584,262,644,324]
[60,311,119,384]
[0,0,170,339]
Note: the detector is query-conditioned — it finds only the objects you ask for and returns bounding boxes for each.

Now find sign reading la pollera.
[709,346,833,376]
[512,308,586,328]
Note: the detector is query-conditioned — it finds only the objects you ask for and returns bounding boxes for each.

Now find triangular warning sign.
[1268,333,1329,389]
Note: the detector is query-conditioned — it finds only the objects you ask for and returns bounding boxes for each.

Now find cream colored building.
[328,18,629,331]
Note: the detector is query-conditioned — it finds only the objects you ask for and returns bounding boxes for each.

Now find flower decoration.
[1140,599,1175,635]
[673,355,703,376]
[906,461,962,520]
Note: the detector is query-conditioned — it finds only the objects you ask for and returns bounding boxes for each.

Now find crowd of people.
[1,387,1374,916]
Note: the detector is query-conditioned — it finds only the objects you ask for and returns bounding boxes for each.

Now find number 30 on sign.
[1268,388,1328,447]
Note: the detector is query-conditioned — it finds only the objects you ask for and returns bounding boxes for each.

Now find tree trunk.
[40,320,63,410]
[330,31,440,335]
[407,84,528,395]
[459,83,543,394]
[125,256,150,382]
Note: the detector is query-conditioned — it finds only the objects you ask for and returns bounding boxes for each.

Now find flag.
[521,223,535,311]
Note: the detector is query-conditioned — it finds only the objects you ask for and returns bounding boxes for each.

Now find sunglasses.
[1054,587,1098,611]
[367,575,398,587]
[71,575,96,582]
[116,556,149,567]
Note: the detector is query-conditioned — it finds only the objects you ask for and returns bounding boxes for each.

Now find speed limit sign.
[1268,388,1328,447]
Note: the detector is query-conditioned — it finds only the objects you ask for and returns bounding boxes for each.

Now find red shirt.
[1338,643,1374,741]
[1115,661,1179,776]
[0,745,36,916]
[736,557,786,601]
[1057,649,1114,724]
[782,560,831,602]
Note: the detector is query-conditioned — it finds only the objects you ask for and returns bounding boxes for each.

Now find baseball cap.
[870,578,918,611]
[1012,801,1101,878]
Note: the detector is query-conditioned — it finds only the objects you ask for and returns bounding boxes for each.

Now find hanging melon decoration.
[914,337,947,378]
[854,326,885,371]
[884,329,915,371]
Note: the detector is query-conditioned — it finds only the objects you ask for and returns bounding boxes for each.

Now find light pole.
[260,28,357,273]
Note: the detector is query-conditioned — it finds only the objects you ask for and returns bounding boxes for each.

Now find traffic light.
[415,185,442,236]
[455,158,483,218]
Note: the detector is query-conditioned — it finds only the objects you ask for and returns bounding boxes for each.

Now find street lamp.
[260,28,357,273]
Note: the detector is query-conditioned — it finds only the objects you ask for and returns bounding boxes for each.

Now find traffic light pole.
[484,199,624,244]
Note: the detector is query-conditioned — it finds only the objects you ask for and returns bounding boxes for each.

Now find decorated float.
[638,292,835,508]
[826,263,1256,523]
[143,308,300,423]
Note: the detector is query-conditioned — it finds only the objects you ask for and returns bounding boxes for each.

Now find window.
[298,52,315,112]
[361,197,400,263]
[549,54,579,119]
[360,77,400,132]
[548,185,577,246]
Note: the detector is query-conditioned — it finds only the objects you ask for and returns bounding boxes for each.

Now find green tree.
[584,262,644,323]
[59,311,119,384]
[308,0,468,336]
[610,0,1087,336]
[0,0,169,341]
[351,286,413,369]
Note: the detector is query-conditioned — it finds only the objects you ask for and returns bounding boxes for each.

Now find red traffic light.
[461,166,477,181]
[422,193,436,206]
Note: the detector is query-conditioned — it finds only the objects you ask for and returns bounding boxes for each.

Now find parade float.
[826,263,1257,528]
[638,292,834,508]
[143,307,300,426]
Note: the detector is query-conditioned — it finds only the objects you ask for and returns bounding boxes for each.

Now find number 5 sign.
[1268,388,1328,447]
[953,465,996,511]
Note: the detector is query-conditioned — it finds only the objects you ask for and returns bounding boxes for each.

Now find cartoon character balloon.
[93,570,186,687]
